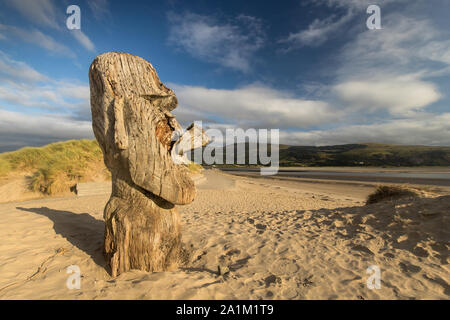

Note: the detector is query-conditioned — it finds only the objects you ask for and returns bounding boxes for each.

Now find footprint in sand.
[226,248,241,257]
[412,246,429,258]
[255,223,267,231]
[281,287,298,299]
[269,258,299,276]
[264,274,281,287]
[351,245,374,255]
[399,262,421,274]
[300,275,314,287]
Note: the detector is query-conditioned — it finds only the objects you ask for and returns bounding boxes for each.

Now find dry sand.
[0,173,45,203]
[0,170,448,299]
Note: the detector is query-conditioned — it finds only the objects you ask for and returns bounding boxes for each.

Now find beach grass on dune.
[0,139,203,196]
[0,139,107,195]
[187,161,203,174]
[366,185,421,205]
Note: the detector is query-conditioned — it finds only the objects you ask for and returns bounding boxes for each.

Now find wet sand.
[221,168,450,187]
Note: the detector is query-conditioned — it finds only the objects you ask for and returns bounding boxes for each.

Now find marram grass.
[0,139,202,195]
[0,139,106,195]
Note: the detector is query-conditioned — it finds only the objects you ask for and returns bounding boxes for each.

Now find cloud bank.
[168,13,265,72]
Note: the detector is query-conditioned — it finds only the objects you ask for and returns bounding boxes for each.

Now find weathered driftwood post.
[89,52,208,276]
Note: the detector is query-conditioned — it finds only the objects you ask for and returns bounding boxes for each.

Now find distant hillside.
[190,142,450,167]
[279,143,450,166]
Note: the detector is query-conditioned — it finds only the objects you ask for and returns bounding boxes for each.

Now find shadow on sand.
[16,207,108,270]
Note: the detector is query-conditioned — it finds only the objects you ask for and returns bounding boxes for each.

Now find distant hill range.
[189,142,450,167]
[1,140,449,174]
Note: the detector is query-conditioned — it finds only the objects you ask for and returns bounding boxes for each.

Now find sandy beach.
[0,170,448,299]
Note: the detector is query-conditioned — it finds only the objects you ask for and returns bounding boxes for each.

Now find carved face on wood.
[89,52,203,205]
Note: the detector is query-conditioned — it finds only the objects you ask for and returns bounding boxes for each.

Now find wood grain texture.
[89,52,207,276]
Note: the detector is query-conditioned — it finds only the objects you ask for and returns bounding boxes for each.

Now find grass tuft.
[187,161,203,174]
[366,185,421,205]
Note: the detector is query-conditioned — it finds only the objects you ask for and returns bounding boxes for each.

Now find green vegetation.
[279,143,450,167]
[197,142,450,167]
[0,139,204,196]
[366,185,421,205]
[0,158,11,177]
[187,161,203,174]
[0,140,108,195]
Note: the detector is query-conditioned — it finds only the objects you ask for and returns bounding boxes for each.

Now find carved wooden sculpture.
[89,52,208,276]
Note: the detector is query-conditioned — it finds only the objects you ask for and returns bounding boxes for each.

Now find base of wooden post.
[103,179,182,277]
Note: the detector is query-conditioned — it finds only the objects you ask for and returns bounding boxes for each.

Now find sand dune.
[0,174,44,203]
[0,170,448,299]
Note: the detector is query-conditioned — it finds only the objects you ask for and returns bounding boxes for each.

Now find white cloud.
[281,0,410,48]
[0,53,92,149]
[0,81,90,112]
[326,13,449,116]
[88,0,111,20]
[282,0,419,49]
[2,0,96,55]
[0,109,93,150]
[168,13,265,72]
[0,51,48,83]
[334,77,441,115]
[337,15,450,79]
[0,53,89,114]
[308,0,408,10]
[71,30,96,52]
[281,9,354,47]
[170,84,335,129]
[57,82,90,100]
[4,0,60,29]
[288,8,450,146]
[280,113,450,146]
[0,24,75,58]
[120,3,450,148]
[417,39,450,66]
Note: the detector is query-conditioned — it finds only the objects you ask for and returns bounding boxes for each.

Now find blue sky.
[0,0,449,151]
